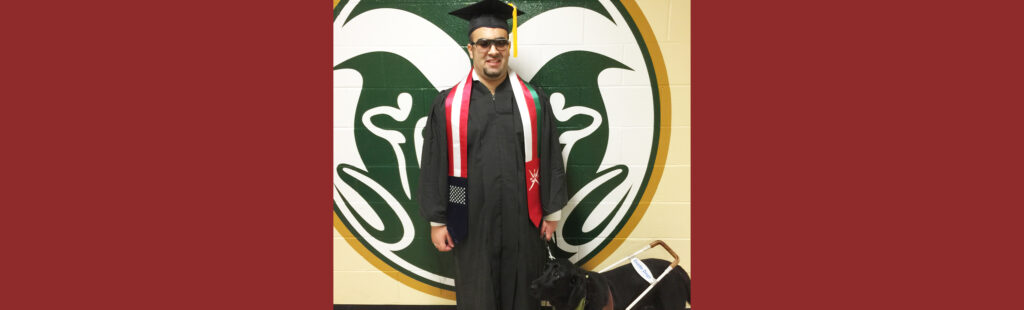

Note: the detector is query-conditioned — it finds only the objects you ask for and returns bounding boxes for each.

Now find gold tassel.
[508,2,517,57]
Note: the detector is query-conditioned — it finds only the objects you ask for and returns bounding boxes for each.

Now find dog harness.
[445,68,545,242]
[577,274,615,310]
[575,275,587,310]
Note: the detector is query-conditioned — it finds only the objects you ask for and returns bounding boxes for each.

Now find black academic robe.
[418,76,568,310]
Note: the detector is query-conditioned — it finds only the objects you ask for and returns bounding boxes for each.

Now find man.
[417,0,568,309]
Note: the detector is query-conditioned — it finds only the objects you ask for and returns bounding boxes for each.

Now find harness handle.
[648,240,679,269]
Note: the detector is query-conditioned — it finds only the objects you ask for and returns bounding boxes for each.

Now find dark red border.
[7,0,1024,308]
[6,1,332,309]
[695,0,1024,309]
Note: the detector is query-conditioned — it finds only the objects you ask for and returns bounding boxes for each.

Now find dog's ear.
[566,270,587,308]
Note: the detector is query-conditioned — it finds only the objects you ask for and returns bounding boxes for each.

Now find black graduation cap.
[449,0,527,37]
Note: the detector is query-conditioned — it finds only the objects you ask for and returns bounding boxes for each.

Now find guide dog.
[530,258,690,310]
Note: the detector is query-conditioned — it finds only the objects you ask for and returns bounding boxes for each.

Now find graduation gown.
[418,76,568,310]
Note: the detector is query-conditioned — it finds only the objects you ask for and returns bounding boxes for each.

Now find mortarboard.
[449,0,527,57]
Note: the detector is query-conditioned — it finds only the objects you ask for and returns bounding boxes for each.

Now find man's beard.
[483,66,504,78]
[478,55,505,79]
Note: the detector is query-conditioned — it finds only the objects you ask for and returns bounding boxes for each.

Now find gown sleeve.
[536,88,569,216]
[417,89,451,224]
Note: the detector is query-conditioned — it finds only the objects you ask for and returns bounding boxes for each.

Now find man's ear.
[466,44,473,59]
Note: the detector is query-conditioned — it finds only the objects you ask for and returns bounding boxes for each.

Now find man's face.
[466,27,510,80]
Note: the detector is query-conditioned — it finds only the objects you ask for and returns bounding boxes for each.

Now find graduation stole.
[445,68,544,243]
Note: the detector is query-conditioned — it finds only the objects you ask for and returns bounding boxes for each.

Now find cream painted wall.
[334,0,689,304]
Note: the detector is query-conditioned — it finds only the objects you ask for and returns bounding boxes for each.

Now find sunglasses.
[471,38,510,50]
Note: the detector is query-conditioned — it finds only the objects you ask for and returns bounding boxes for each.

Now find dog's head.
[530,258,587,307]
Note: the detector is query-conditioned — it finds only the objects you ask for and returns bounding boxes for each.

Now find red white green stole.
[444,69,543,242]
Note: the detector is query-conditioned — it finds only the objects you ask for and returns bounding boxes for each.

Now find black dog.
[530,258,690,310]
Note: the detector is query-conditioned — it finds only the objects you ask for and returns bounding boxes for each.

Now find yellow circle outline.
[333,0,673,300]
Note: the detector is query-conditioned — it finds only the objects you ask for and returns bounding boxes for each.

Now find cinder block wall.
[334,0,689,304]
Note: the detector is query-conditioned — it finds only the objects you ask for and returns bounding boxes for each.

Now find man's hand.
[431,225,454,252]
[540,220,557,241]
